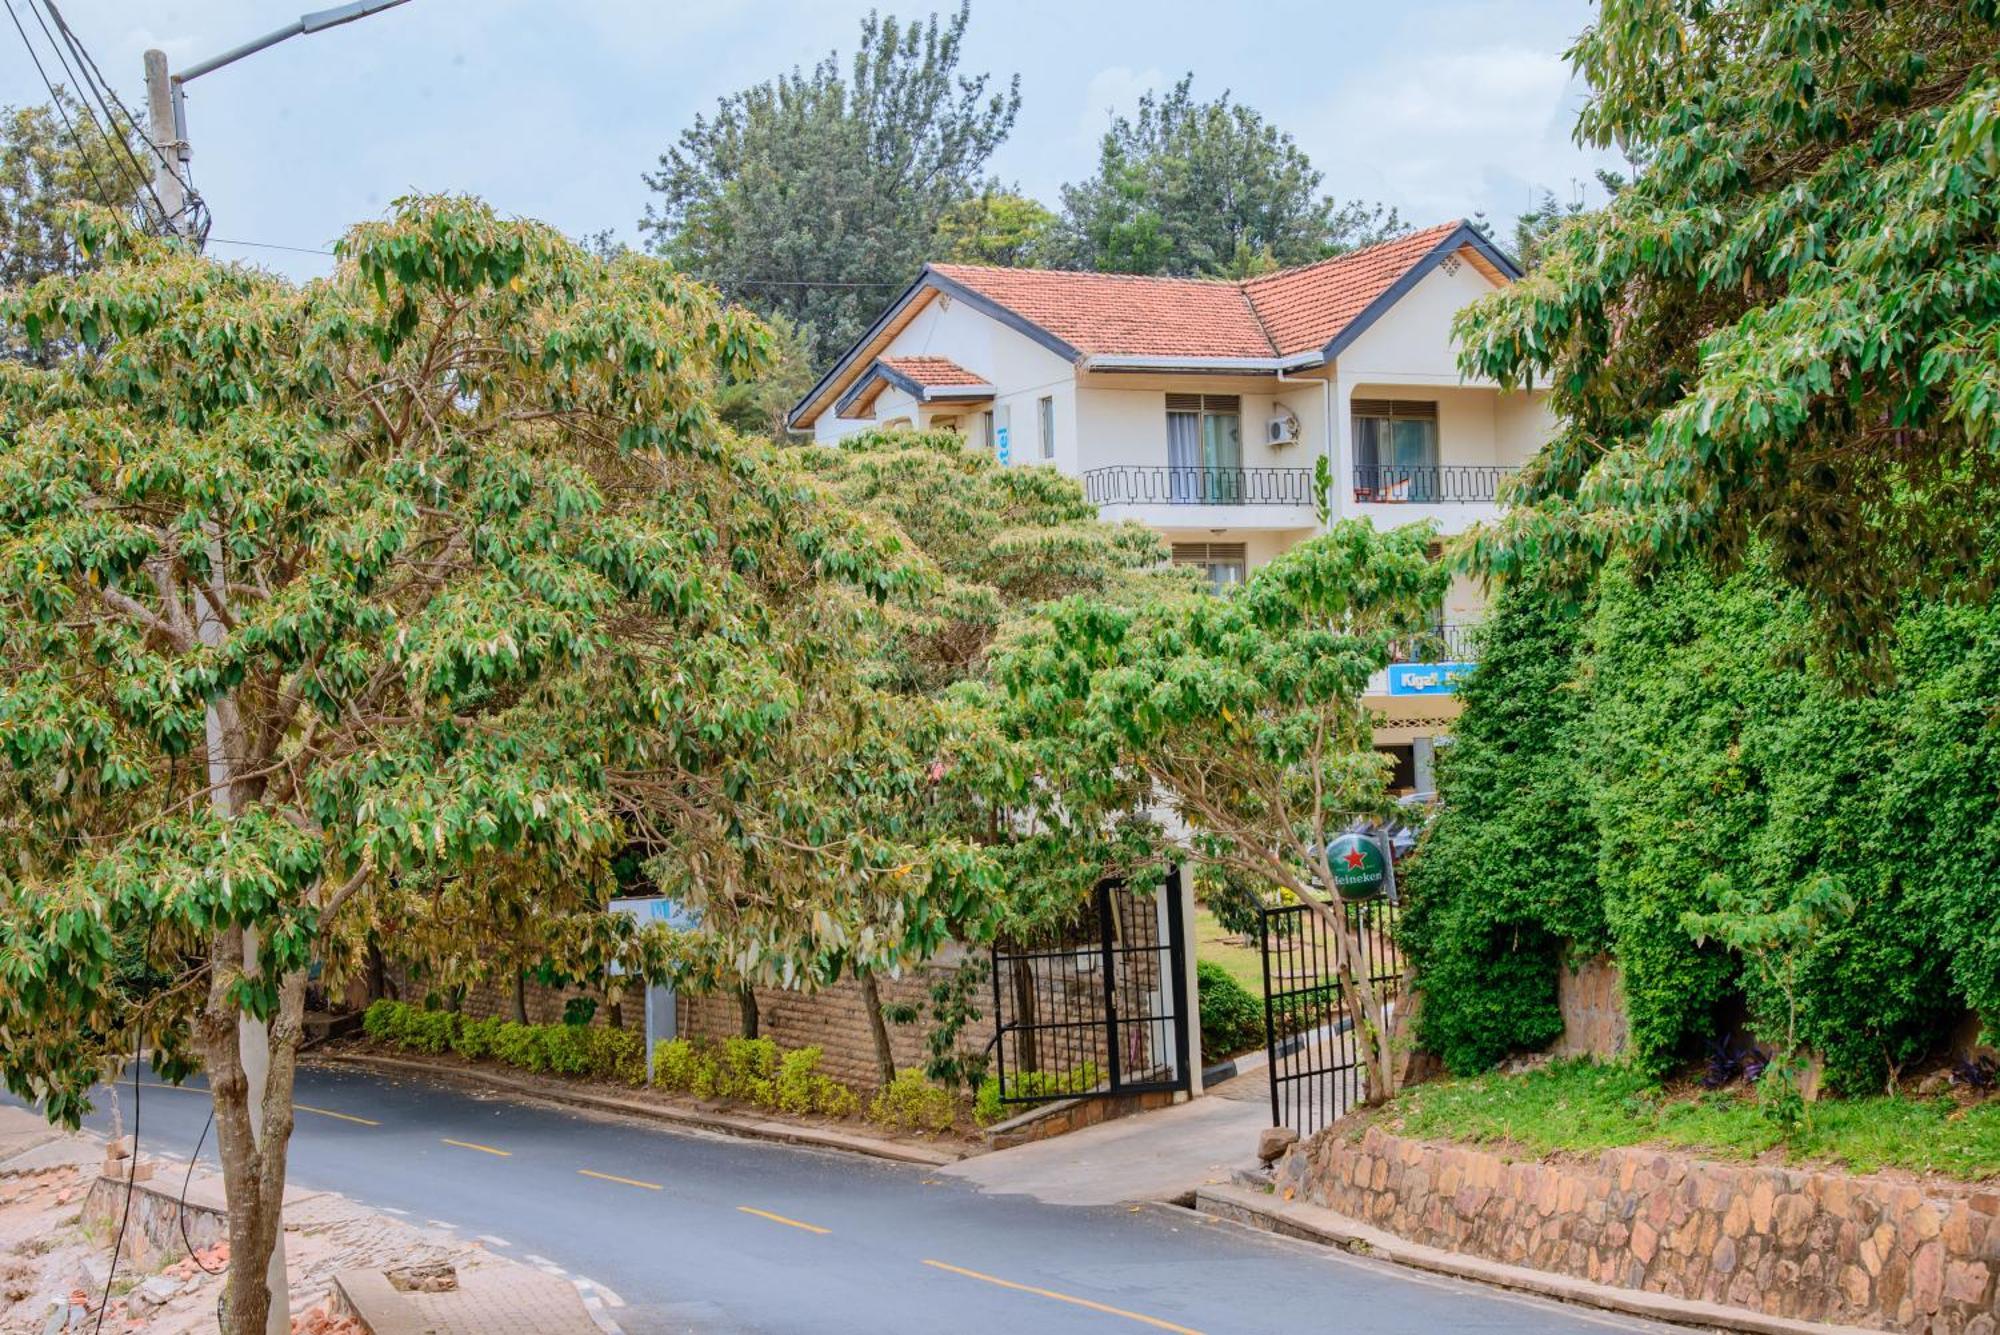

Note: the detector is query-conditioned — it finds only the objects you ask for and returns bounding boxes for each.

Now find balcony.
[1081,465,1320,533]
[1388,622,1480,664]
[1083,465,1315,506]
[1350,464,1518,504]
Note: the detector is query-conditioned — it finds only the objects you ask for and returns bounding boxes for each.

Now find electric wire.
[93,920,155,1334]
[3,0,117,211]
[178,1107,226,1274]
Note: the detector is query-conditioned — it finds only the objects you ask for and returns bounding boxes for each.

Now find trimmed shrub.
[1196,961,1263,1058]
[970,1061,1104,1126]
[773,1046,857,1116]
[453,1016,504,1061]
[717,1037,779,1106]
[652,1039,703,1092]
[868,1070,956,1132]
[362,999,400,1041]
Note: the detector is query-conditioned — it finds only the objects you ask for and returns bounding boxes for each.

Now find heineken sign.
[1328,832,1388,899]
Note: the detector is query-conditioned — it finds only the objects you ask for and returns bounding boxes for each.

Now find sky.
[4,0,1625,283]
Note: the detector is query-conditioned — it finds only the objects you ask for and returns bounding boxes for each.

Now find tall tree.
[993,522,1446,1102]
[640,4,1020,368]
[0,196,928,1332]
[1455,0,2000,672]
[936,186,1059,268]
[1057,75,1403,277]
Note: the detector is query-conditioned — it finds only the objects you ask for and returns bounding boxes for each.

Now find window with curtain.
[1038,396,1055,460]
[1352,399,1439,502]
[1165,394,1242,502]
[1171,541,1248,593]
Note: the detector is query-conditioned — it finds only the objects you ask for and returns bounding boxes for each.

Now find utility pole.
[136,10,412,1331]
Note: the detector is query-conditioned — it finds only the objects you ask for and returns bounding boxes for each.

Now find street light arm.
[175,0,413,84]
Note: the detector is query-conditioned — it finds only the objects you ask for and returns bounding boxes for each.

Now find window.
[1038,395,1055,460]
[1352,399,1438,502]
[1377,744,1418,795]
[1166,394,1242,502]
[980,410,994,455]
[1171,541,1248,593]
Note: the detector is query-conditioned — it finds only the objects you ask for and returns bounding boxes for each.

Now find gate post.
[1168,866,1198,1096]
[1097,880,1122,1091]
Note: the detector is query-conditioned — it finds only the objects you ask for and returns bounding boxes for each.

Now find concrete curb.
[332,1271,428,1335]
[1193,1183,1880,1335]
[317,1052,965,1168]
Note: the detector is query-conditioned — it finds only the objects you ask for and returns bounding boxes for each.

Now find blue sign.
[1388,662,1475,696]
[994,424,1011,465]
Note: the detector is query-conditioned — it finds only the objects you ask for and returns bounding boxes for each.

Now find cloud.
[1303,42,1619,227]
[1073,64,1168,150]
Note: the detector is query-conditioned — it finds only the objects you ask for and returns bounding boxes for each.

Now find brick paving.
[406,1264,603,1335]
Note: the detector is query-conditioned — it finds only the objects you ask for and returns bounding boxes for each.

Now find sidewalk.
[942,1079,1268,1205]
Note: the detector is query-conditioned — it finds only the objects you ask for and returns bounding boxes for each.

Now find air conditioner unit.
[1266,408,1301,447]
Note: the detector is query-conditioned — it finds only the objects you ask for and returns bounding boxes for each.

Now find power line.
[6,0,119,211]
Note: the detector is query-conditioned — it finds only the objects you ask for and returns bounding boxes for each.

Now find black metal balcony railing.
[1351,464,1519,504]
[1388,622,1481,664]
[1082,465,1315,507]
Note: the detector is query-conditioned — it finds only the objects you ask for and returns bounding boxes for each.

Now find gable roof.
[834,355,995,419]
[789,221,1519,428]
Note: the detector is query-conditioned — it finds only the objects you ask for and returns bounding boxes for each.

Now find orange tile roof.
[878,355,990,388]
[929,221,1473,360]
[1242,221,1466,356]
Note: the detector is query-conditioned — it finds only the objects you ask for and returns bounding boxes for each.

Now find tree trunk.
[1010,956,1039,1076]
[1300,896,1399,1105]
[365,942,388,1003]
[200,927,307,1335]
[858,970,896,1088]
[737,983,759,1039]
[511,969,528,1024]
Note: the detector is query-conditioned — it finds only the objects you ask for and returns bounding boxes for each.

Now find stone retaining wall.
[1276,1124,2000,1332]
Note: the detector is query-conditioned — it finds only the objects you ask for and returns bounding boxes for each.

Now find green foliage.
[650,1037,859,1117]
[774,1046,859,1117]
[1409,556,1973,1094]
[1394,1060,2000,1182]
[640,3,1019,366]
[1196,960,1264,1058]
[1197,866,1267,939]
[994,521,1447,1097]
[1455,0,2000,667]
[937,188,1059,268]
[1055,74,1401,277]
[0,89,141,296]
[362,1001,643,1084]
[1401,585,1601,1076]
[868,1068,958,1132]
[971,1061,1106,1125]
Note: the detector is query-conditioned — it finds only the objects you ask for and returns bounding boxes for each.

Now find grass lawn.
[1387,1059,2000,1181]
[1194,905,1266,997]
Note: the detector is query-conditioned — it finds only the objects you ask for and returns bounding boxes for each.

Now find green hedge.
[1196,960,1264,1058]
[363,1000,645,1084]
[1406,558,1977,1094]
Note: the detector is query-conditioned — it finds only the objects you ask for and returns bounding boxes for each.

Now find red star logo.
[1343,846,1367,870]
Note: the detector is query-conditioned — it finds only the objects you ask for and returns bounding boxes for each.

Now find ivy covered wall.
[1404,558,1992,1094]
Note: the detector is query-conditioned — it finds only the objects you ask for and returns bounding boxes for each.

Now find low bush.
[1197,960,1264,1058]
[970,1061,1105,1126]
[774,1046,858,1117]
[868,1069,957,1132]
[716,1037,779,1104]
[363,1000,642,1085]
[652,1037,860,1118]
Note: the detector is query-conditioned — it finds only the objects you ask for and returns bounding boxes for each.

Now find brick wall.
[676,949,977,1093]
[384,966,647,1035]
[1278,1124,2000,1332]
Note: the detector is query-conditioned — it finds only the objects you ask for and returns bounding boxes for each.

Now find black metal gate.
[989,871,1190,1104]
[1260,896,1400,1137]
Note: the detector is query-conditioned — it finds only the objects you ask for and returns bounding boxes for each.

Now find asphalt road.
[17,1062,1660,1335]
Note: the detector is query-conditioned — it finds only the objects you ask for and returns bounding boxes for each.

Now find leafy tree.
[1056,75,1403,277]
[1455,0,2000,670]
[0,196,930,1332]
[640,3,1019,368]
[1399,582,1603,1076]
[2,88,142,342]
[993,522,1446,1102]
[715,312,816,440]
[694,429,1187,1082]
[1506,170,1628,271]
[936,186,1059,268]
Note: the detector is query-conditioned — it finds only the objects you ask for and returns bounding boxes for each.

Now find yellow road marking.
[578,1169,662,1191]
[921,1259,1203,1334]
[441,1138,510,1157]
[139,1083,379,1127]
[296,1104,380,1126]
[736,1205,829,1234]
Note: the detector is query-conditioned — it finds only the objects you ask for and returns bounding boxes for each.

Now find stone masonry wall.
[1277,1124,2000,1332]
